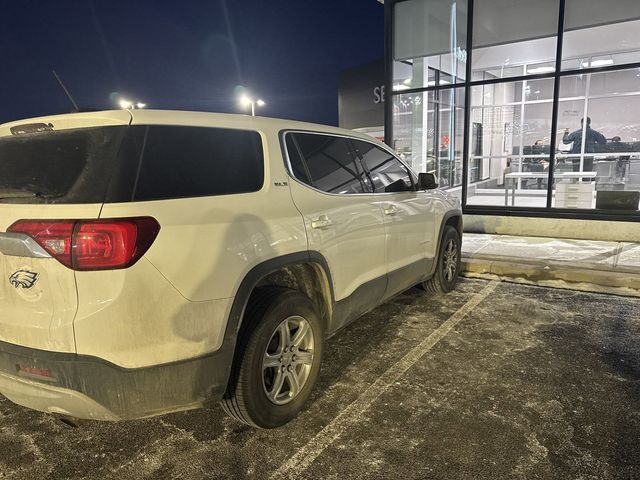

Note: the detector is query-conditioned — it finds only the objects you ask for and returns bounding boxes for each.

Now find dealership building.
[341,0,640,240]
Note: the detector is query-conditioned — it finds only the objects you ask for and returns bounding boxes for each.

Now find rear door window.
[287,133,368,194]
[134,126,264,201]
[284,134,311,185]
[351,139,414,193]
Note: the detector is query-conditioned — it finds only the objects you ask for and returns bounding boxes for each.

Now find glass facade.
[392,88,465,192]
[387,0,640,217]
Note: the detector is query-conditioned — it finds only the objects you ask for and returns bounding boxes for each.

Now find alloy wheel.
[443,238,458,282]
[262,315,315,405]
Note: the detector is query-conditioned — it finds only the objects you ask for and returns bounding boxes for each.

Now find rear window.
[0,126,126,204]
[134,126,264,201]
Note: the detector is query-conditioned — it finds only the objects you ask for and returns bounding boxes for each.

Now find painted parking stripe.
[270,280,499,480]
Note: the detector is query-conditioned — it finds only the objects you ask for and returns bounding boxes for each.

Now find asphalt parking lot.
[1,278,639,480]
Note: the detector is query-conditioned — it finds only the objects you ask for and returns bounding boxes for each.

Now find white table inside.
[504,172,597,206]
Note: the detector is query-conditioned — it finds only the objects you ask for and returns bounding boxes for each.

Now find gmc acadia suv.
[0,110,462,428]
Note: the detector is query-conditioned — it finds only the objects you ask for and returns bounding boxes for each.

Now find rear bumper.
[0,339,234,420]
[0,370,119,420]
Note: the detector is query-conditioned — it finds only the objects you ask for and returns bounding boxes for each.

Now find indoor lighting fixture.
[590,58,614,67]
[426,80,451,87]
[581,58,614,68]
[527,66,555,74]
[394,84,411,91]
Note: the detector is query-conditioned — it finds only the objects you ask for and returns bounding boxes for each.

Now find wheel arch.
[443,212,463,236]
[427,210,463,278]
[218,252,335,389]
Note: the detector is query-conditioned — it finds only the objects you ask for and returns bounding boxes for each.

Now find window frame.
[280,129,418,196]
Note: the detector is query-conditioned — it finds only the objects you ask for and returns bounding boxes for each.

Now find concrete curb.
[461,255,640,297]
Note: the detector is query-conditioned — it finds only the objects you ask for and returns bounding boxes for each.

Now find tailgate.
[0,111,133,353]
[0,205,102,353]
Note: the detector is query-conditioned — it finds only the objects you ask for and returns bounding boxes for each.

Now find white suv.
[0,110,462,428]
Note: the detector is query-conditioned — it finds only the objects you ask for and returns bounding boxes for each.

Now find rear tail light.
[8,217,160,271]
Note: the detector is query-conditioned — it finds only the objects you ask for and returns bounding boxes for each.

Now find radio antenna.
[52,70,80,112]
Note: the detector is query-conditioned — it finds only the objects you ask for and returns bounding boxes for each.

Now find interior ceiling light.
[426,80,450,87]
[590,58,614,67]
[581,57,614,68]
[527,66,555,74]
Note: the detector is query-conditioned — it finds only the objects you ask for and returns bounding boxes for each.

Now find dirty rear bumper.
[0,339,234,420]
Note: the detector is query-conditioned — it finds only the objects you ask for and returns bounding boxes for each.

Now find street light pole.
[239,95,265,116]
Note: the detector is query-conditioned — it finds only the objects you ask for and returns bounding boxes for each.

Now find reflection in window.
[292,133,367,194]
[392,88,464,198]
[472,0,559,81]
[285,135,310,185]
[393,0,468,91]
[562,0,640,71]
[351,140,412,193]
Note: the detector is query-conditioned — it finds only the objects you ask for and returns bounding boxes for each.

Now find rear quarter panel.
[99,120,307,302]
[78,119,307,367]
[73,259,233,367]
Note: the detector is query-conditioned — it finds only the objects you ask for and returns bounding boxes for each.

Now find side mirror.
[418,172,438,190]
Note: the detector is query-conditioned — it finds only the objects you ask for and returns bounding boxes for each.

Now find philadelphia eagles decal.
[9,270,39,289]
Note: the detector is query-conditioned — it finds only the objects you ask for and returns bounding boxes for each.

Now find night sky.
[0,1,383,126]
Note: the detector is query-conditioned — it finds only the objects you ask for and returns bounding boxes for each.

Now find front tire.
[221,287,324,428]
[422,225,461,294]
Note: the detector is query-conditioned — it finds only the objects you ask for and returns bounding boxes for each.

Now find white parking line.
[270,280,499,480]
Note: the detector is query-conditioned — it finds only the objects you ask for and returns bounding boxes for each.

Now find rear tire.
[221,287,324,428]
[422,225,461,294]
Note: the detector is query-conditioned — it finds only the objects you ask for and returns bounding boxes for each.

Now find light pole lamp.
[240,95,266,116]
[118,99,146,109]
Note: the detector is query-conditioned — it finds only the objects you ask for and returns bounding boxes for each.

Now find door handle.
[384,205,398,216]
[311,215,333,229]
